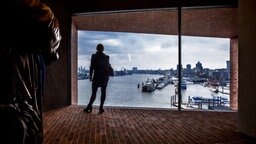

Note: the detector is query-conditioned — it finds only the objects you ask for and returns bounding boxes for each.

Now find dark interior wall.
[238,0,256,138]
[41,0,71,112]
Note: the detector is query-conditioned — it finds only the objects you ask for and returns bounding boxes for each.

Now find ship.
[142,79,157,92]
[174,79,187,89]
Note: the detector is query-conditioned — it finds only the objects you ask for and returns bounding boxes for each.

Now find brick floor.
[43,105,255,144]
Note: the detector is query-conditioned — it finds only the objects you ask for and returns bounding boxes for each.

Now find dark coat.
[0,1,61,143]
[90,51,110,87]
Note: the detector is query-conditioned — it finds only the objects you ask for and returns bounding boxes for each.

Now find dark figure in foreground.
[84,44,111,114]
[0,0,61,143]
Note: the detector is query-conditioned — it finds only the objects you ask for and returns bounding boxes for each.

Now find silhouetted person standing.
[84,44,110,114]
[0,0,61,143]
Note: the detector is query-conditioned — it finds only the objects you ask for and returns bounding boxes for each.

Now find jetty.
[170,94,230,110]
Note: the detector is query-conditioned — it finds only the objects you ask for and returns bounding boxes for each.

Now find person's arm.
[106,55,114,76]
[107,56,110,64]
[89,54,95,81]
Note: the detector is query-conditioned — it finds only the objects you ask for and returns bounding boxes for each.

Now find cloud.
[127,54,131,62]
[161,40,177,49]
[102,39,123,47]
[181,36,230,68]
[78,31,230,70]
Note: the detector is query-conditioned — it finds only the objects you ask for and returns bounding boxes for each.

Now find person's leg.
[84,83,98,112]
[99,86,107,113]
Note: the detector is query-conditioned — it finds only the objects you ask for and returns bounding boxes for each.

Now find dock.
[170,95,230,110]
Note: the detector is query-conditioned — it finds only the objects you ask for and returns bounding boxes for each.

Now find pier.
[171,94,230,110]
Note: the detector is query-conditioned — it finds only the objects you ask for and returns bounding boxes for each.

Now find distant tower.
[226,60,230,73]
[186,64,191,71]
[132,67,138,73]
[195,61,203,72]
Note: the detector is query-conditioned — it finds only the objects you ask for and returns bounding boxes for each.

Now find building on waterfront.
[132,67,138,73]
[182,64,193,77]
[195,61,203,73]
[226,61,230,79]
[226,60,230,73]
[209,70,221,79]
[186,64,191,71]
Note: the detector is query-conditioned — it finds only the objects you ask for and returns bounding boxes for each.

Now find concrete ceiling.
[72,7,237,38]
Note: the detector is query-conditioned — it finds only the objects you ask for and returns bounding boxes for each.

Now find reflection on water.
[78,74,229,109]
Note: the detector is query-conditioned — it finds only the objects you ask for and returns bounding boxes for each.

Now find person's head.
[96,44,104,52]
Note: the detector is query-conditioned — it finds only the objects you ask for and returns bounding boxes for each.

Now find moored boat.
[173,78,187,89]
[156,81,168,89]
[142,79,157,92]
[181,79,187,89]
[209,86,219,93]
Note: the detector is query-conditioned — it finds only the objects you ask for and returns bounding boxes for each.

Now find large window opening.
[73,7,237,111]
[179,7,237,111]
[78,31,178,109]
[180,36,230,110]
[77,31,231,110]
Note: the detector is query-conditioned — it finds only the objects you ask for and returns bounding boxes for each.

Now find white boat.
[156,76,169,89]
[142,79,156,92]
[209,86,219,93]
[156,81,168,89]
[174,79,187,89]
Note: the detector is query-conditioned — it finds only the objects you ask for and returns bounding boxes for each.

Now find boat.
[190,95,229,105]
[173,78,187,89]
[181,79,187,89]
[156,77,169,89]
[211,95,229,104]
[78,73,89,80]
[190,96,204,103]
[156,81,168,89]
[209,86,219,93]
[142,79,157,92]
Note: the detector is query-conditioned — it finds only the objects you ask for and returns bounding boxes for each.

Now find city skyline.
[78,30,230,70]
[78,60,230,71]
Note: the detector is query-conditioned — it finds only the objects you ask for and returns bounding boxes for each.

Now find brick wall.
[71,21,78,104]
[42,0,71,111]
[230,38,238,110]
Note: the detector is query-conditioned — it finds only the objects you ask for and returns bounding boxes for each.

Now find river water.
[78,74,229,109]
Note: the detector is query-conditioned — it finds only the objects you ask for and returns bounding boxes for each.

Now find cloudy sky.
[78,30,230,71]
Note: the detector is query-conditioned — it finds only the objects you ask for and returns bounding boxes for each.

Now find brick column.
[230,37,238,110]
[71,21,78,105]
